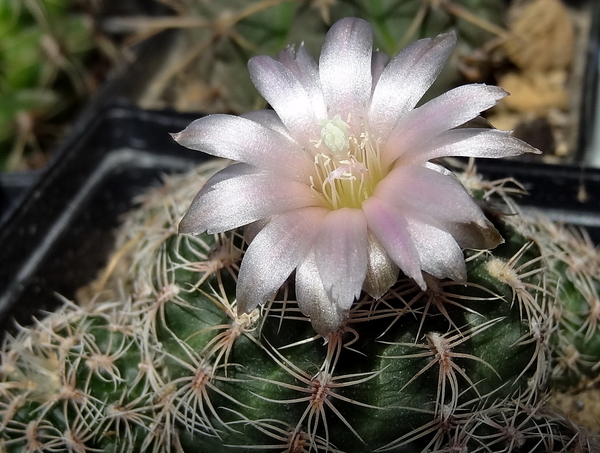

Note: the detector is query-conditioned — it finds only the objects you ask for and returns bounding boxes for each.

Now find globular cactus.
[1,159,598,452]
[506,207,600,389]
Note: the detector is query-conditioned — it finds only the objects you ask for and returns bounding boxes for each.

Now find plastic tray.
[0,104,206,335]
[0,104,599,338]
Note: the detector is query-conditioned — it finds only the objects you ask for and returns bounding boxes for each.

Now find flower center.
[311,115,385,210]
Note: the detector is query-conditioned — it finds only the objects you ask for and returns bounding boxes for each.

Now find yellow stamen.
[311,116,386,210]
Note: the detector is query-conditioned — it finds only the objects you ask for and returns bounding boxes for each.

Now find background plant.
[0,0,120,172]
[122,0,584,162]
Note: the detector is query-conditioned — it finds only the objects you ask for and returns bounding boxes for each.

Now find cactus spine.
[1,159,599,452]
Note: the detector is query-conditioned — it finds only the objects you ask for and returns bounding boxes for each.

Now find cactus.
[1,159,599,452]
[506,208,600,389]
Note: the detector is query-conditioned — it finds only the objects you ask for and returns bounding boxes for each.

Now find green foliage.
[0,0,94,171]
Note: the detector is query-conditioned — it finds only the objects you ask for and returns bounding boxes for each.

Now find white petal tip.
[415,274,427,291]
[178,206,208,235]
[436,30,457,45]
[496,87,510,99]
[177,216,195,235]
[311,309,348,338]
[523,143,543,155]
[236,296,259,315]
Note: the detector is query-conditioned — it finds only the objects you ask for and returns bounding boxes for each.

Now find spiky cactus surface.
[507,208,600,389]
[1,159,599,452]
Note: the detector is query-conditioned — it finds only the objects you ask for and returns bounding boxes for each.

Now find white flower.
[173,18,538,337]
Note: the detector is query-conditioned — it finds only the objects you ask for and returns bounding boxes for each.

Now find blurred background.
[0,0,596,172]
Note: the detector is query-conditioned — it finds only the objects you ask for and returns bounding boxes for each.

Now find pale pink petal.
[296,250,347,337]
[179,174,319,234]
[277,44,327,120]
[376,163,504,250]
[443,219,503,250]
[363,232,399,299]
[244,218,271,244]
[193,162,256,200]
[374,165,489,227]
[172,114,311,180]
[422,161,454,176]
[458,115,494,129]
[237,207,329,313]
[383,84,507,165]
[314,208,368,310]
[369,32,456,141]
[376,166,504,250]
[371,50,390,91]
[397,128,540,166]
[319,18,372,134]
[242,109,292,140]
[248,56,321,146]
[362,196,425,289]
[404,213,466,282]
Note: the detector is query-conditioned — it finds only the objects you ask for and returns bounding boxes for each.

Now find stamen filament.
[309,124,385,211]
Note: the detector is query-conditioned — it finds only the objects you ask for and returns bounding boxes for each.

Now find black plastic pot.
[1,104,600,340]
[0,103,206,337]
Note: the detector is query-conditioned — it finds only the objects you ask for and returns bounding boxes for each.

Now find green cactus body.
[501,211,600,389]
[2,160,598,452]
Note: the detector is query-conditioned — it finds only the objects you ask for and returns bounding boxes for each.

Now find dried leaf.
[503,0,574,72]
[498,70,568,114]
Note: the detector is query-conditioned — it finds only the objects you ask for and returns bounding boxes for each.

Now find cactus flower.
[173,17,538,336]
